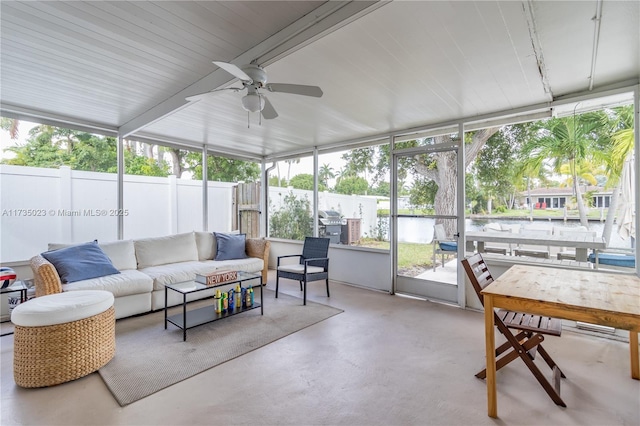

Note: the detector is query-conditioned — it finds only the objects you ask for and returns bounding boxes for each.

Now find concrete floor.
[1,271,639,425]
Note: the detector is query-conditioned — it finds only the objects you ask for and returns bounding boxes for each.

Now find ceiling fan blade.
[261,96,278,119]
[185,87,243,102]
[213,61,252,82]
[265,83,323,98]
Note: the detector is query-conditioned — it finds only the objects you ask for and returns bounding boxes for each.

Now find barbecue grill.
[318,210,344,244]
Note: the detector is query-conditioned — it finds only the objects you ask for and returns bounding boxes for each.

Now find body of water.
[389,217,632,248]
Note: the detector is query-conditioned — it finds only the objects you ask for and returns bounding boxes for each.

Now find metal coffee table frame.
[164,272,262,341]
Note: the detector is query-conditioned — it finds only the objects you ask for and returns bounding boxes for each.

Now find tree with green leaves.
[184,152,259,182]
[334,175,369,195]
[520,112,605,227]
[3,125,170,176]
[269,192,313,240]
[289,173,327,191]
[1,117,19,139]
[318,163,335,188]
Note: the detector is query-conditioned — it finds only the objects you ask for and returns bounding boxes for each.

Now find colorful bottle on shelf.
[222,292,228,312]
[214,289,222,314]
[249,288,254,306]
[245,287,251,307]
[228,289,235,311]
[235,284,242,309]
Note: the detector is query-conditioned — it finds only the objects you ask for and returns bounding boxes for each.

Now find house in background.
[522,187,614,210]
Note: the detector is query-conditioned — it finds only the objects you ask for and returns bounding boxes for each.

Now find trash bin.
[341,219,361,245]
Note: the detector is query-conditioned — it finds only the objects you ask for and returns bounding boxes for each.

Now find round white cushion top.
[11,290,114,327]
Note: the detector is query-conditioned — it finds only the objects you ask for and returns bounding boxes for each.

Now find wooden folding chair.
[461,253,567,407]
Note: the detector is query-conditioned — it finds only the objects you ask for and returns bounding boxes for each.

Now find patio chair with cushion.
[432,224,457,271]
[276,237,330,305]
[461,253,567,406]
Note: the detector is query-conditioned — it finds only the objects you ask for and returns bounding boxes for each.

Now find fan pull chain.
[247,111,250,129]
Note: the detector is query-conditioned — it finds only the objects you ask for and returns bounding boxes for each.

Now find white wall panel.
[269,239,391,292]
[207,182,235,232]
[176,179,203,234]
[123,176,171,240]
[1,166,63,261]
[70,170,118,244]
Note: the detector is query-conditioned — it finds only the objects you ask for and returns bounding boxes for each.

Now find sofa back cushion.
[99,240,137,270]
[195,232,216,261]
[41,241,120,283]
[49,240,137,271]
[134,232,199,268]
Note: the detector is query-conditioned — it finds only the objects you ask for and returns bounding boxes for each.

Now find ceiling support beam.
[118,1,387,139]
[588,0,604,91]
[1,103,118,136]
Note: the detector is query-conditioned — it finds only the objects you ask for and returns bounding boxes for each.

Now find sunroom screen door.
[392,143,458,303]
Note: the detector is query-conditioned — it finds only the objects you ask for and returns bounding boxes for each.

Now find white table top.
[466,231,607,249]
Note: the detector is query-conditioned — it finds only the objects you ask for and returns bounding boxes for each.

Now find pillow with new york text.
[214,233,247,261]
[41,241,120,283]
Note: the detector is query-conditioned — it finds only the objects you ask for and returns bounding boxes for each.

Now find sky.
[0,120,38,161]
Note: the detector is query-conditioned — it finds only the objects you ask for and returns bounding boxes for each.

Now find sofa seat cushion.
[140,261,205,291]
[61,269,153,297]
[199,257,264,275]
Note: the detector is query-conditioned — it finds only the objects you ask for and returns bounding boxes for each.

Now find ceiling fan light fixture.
[241,93,265,112]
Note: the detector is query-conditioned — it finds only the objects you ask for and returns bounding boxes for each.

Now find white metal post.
[313,148,319,238]
[202,146,208,231]
[457,122,466,308]
[389,135,397,295]
[117,135,124,240]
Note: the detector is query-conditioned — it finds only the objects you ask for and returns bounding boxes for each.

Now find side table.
[1,281,28,337]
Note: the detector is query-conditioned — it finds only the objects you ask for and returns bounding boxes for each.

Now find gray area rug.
[99,289,342,406]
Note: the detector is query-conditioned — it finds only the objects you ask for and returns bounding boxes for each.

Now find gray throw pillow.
[214,233,247,261]
[41,241,120,283]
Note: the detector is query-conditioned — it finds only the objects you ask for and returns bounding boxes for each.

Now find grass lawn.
[356,239,435,272]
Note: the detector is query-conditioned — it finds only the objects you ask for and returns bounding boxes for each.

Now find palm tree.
[521,113,603,227]
[1,117,20,139]
[514,156,552,217]
[557,160,602,190]
[285,158,299,183]
[318,163,335,188]
[599,105,635,242]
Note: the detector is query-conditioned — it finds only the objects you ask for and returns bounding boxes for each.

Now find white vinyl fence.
[1,165,377,263]
[0,165,235,262]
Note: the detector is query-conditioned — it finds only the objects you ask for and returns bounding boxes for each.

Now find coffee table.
[164,271,262,341]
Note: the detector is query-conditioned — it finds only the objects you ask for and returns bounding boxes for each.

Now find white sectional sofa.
[30,232,270,319]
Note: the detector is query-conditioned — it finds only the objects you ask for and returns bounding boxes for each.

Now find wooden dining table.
[480,265,640,418]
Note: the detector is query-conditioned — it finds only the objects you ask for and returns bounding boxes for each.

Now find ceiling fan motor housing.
[242,64,267,88]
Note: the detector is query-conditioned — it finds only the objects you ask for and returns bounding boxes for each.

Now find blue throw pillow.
[41,241,120,283]
[214,233,247,261]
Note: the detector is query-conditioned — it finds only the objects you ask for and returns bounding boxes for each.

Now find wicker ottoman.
[12,290,115,388]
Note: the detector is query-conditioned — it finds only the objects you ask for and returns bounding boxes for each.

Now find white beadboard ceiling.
[1,1,638,159]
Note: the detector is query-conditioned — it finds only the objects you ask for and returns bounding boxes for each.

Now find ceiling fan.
[186,61,323,121]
